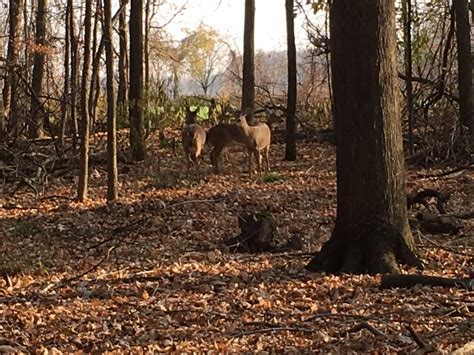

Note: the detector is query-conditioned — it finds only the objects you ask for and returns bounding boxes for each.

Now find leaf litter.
[0,132,472,353]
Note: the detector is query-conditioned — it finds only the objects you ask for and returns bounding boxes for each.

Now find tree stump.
[225,212,276,253]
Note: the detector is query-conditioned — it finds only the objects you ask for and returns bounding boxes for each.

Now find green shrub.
[263,172,285,183]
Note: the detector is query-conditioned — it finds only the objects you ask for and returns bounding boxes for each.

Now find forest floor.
[0,130,473,353]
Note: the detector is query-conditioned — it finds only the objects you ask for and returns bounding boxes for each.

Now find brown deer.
[207,113,273,176]
[181,108,206,177]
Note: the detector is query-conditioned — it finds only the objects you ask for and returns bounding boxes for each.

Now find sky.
[162,0,311,52]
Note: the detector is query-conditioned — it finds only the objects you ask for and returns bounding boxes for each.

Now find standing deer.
[181,108,206,178]
[207,113,273,176]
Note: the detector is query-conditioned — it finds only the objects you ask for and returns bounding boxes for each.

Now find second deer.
[181,108,206,178]
[207,113,273,176]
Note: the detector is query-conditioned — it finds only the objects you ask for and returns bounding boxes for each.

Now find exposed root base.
[306,222,423,274]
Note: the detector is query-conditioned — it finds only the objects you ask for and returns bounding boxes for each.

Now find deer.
[206,113,274,176]
[181,108,206,178]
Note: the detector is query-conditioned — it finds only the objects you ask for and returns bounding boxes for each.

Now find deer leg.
[255,150,262,176]
[264,147,270,173]
[247,148,253,176]
[195,158,199,179]
[211,146,223,174]
[185,153,191,178]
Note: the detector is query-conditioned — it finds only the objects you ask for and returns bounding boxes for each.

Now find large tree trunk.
[285,0,297,161]
[454,0,474,146]
[242,0,255,121]
[30,0,48,139]
[129,0,147,160]
[77,0,93,201]
[3,0,24,139]
[402,0,414,154]
[306,0,421,275]
[104,0,118,201]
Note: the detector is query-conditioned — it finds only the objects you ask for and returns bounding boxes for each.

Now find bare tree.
[454,0,473,144]
[89,0,103,129]
[3,0,24,139]
[117,0,129,116]
[242,0,255,120]
[402,0,414,154]
[103,0,118,201]
[306,0,421,274]
[69,0,79,149]
[59,0,71,148]
[77,0,93,201]
[30,0,48,138]
[285,0,297,161]
[129,0,147,160]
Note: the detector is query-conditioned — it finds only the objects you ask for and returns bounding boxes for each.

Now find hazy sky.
[163,0,310,52]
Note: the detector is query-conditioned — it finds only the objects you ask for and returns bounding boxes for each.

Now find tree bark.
[454,0,474,145]
[3,0,24,139]
[77,0,93,201]
[69,0,79,149]
[129,0,147,160]
[59,0,71,149]
[306,0,421,275]
[30,0,48,138]
[103,0,118,201]
[402,0,414,154]
[88,0,102,131]
[285,0,297,161]
[117,0,128,118]
[242,0,255,121]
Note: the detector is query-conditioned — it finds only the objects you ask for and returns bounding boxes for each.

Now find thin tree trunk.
[77,0,93,201]
[285,0,297,161]
[129,0,146,160]
[59,0,70,149]
[89,0,102,132]
[104,0,118,201]
[306,0,421,275]
[3,0,24,139]
[454,0,473,145]
[30,0,48,139]
[117,0,128,117]
[144,0,151,131]
[242,0,255,121]
[69,0,79,149]
[172,64,180,100]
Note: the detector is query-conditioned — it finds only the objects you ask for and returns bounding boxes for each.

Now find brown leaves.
[0,134,472,352]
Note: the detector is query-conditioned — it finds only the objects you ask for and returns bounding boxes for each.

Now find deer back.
[207,123,249,148]
[248,123,271,149]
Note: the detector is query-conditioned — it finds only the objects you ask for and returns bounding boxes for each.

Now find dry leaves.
[0,133,472,352]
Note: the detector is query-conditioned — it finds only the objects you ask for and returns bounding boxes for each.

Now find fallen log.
[380,274,473,290]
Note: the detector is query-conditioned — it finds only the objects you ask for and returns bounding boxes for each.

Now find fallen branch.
[419,165,474,179]
[380,274,472,290]
[407,325,436,353]
[340,321,386,338]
